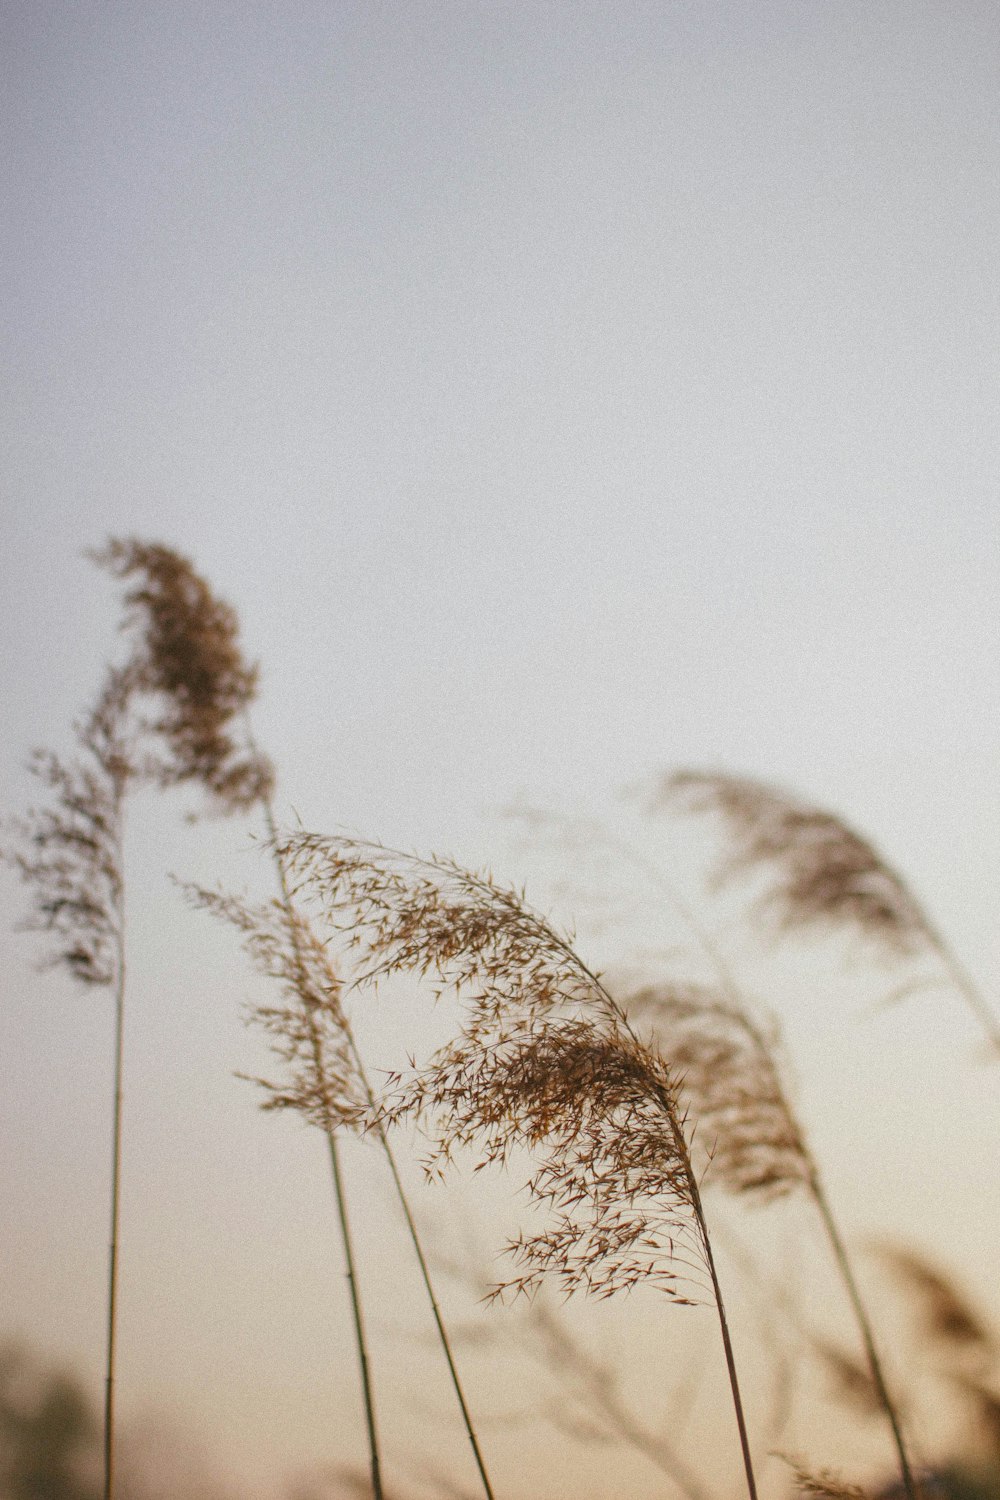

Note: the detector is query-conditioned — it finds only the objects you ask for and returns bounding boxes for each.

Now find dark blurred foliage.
[880,1467,1000,1500]
[0,1350,99,1500]
[0,1344,239,1500]
[0,1344,97,1500]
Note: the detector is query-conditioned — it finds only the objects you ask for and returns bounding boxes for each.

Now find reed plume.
[92,538,273,812]
[276,833,762,1500]
[655,770,1000,1055]
[4,668,135,987]
[182,887,369,1131]
[780,1458,876,1500]
[625,980,919,1500]
[624,985,810,1202]
[878,1248,996,1360]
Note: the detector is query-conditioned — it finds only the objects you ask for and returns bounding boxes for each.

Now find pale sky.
[2,5,998,1498]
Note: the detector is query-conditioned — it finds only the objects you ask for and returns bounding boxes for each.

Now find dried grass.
[276,832,761,1500]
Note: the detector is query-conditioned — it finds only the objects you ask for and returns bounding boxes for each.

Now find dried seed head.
[811,1340,884,1419]
[778,1457,876,1500]
[656,771,927,955]
[622,982,811,1200]
[2,668,135,987]
[185,885,367,1133]
[277,834,711,1304]
[94,538,273,811]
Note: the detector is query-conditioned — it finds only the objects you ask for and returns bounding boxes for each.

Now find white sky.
[2,5,998,1498]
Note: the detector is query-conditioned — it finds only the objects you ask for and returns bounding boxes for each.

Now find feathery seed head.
[185,884,368,1132]
[657,770,928,954]
[275,834,712,1304]
[2,667,135,988]
[622,982,811,1200]
[93,538,273,811]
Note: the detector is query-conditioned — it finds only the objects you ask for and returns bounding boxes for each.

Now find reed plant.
[509,794,923,1498]
[274,832,764,1500]
[97,538,494,1500]
[2,669,135,1500]
[2,542,267,1500]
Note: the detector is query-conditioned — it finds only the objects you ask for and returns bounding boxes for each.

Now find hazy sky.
[2,5,998,1497]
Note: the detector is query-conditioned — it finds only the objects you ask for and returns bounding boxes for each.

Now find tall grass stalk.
[278,834,762,1500]
[104,920,126,1500]
[3,669,135,1500]
[89,539,387,1500]
[256,785,389,1500]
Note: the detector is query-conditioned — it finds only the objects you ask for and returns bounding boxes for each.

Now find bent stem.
[363,1104,496,1500]
[324,1124,384,1500]
[550,936,759,1500]
[809,1173,918,1500]
[647,1074,758,1500]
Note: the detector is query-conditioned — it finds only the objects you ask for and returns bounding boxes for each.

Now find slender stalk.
[362,1105,496,1500]
[247,733,496,1500]
[808,1172,918,1500]
[324,1125,384,1500]
[103,923,126,1500]
[687,1176,758,1500]
[927,931,1000,1058]
[259,792,384,1500]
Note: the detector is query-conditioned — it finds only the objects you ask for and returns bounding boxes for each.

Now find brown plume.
[656,769,1000,1057]
[93,538,272,811]
[276,834,711,1304]
[623,983,810,1200]
[657,771,926,953]
[778,1458,876,1500]
[3,667,134,988]
[273,833,762,1500]
[184,886,368,1133]
[878,1247,996,1358]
